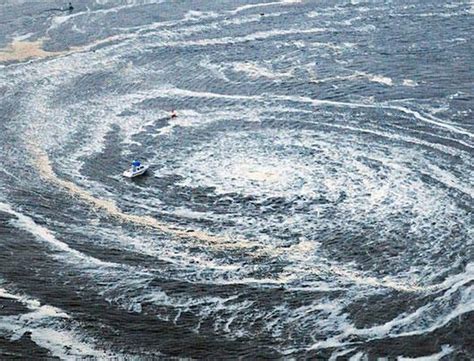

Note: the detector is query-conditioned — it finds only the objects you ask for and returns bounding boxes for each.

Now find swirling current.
[0,0,473,359]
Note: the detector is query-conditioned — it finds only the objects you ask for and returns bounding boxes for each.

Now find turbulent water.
[0,0,473,359]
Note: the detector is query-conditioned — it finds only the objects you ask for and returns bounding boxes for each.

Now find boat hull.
[122,165,149,178]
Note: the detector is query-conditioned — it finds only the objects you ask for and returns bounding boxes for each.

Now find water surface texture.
[0,0,473,359]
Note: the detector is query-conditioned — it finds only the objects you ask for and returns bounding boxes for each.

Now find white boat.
[123,160,149,178]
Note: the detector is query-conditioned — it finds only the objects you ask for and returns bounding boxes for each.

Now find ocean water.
[0,0,473,359]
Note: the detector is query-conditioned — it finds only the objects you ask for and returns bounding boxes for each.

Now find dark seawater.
[0,0,473,359]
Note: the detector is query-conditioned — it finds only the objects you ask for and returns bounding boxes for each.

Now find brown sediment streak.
[0,34,126,63]
[0,39,65,62]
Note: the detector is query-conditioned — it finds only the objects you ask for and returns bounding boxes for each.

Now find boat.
[123,160,149,178]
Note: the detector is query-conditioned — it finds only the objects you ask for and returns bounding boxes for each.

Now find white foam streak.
[397,345,454,360]
[232,61,293,79]
[308,264,473,351]
[403,79,418,87]
[48,0,166,31]
[0,201,116,267]
[329,347,358,361]
[272,94,473,139]
[349,352,365,361]
[230,0,302,14]
[165,27,327,48]
[0,287,109,358]
[389,105,472,138]
[365,74,392,86]
[315,122,464,156]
